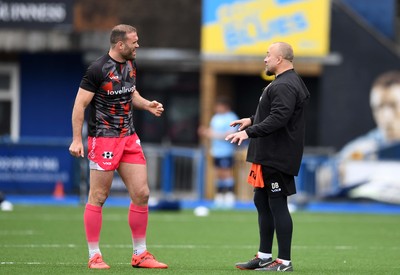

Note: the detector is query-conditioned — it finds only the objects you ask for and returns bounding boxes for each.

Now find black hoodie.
[245,69,310,176]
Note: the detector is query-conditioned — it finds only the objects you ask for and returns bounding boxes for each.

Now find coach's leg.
[268,195,293,261]
[85,170,113,264]
[118,163,150,255]
[254,188,274,258]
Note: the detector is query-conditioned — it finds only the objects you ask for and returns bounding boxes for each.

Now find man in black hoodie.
[226,42,310,272]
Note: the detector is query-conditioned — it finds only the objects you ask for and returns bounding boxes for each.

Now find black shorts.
[255,166,296,197]
[213,156,234,168]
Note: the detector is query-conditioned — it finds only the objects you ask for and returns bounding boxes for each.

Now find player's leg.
[218,162,235,208]
[118,162,149,254]
[87,169,114,206]
[85,169,113,269]
[118,162,168,268]
[214,157,235,208]
[213,164,226,207]
[84,136,119,269]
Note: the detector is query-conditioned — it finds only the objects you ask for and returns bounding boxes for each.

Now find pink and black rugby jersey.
[80,54,137,137]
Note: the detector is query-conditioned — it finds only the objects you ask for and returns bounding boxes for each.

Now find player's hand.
[198,125,211,138]
[225,130,249,146]
[69,140,84,158]
[148,100,164,117]
[230,118,252,131]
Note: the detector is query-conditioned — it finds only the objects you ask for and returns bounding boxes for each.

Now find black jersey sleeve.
[79,62,104,93]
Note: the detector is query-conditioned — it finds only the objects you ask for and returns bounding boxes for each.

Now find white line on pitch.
[1,244,399,250]
[1,262,128,265]
[0,230,36,235]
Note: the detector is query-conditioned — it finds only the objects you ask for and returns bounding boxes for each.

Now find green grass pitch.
[1,205,399,274]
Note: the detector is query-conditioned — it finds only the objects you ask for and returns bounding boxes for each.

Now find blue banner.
[0,142,75,194]
[0,0,73,30]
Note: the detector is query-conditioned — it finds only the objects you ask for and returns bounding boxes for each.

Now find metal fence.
[109,144,205,200]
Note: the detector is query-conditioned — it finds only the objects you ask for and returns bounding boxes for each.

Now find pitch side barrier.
[0,138,207,200]
[0,137,76,195]
[0,138,330,204]
[109,144,206,201]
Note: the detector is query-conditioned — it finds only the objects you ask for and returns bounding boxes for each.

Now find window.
[135,70,200,145]
[0,64,20,140]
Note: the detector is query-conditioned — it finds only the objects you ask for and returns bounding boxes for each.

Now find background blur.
[1,0,400,208]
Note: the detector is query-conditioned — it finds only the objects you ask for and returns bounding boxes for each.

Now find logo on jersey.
[271,182,281,192]
[106,86,135,96]
[102,151,114,159]
[108,71,120,81]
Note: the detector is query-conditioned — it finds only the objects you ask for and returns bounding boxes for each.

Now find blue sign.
[0,0,73,30]
[0,142,75,194]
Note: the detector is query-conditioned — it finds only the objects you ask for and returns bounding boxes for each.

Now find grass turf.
[0,205,399,274]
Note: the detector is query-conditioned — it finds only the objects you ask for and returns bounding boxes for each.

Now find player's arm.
[69,88,94,158]
[198,126,230,140]
[132,89,164,117]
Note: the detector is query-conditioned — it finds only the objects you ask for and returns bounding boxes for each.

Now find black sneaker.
[235,256,273,270]
[255,259,293,272]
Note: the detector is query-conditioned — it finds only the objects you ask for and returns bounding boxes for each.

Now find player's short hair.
[110,24,137,45]
[215,96,232,108]
[372,71,400,90]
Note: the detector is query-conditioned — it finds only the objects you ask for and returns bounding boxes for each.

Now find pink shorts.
[88,133,146,171]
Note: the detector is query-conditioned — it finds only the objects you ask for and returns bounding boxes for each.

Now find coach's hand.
[225,130,249,146]
[230,118,252,131]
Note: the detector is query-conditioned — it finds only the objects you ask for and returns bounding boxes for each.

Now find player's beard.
[121,44,135,60]
[121,51,134,60]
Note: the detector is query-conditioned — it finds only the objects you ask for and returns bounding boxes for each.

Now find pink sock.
[84,204,102,255]
[128,203,148,255]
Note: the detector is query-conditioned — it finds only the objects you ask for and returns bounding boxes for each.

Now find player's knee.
[138,189,150,201]
[89,190,110,206]
[134,186,150,204]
